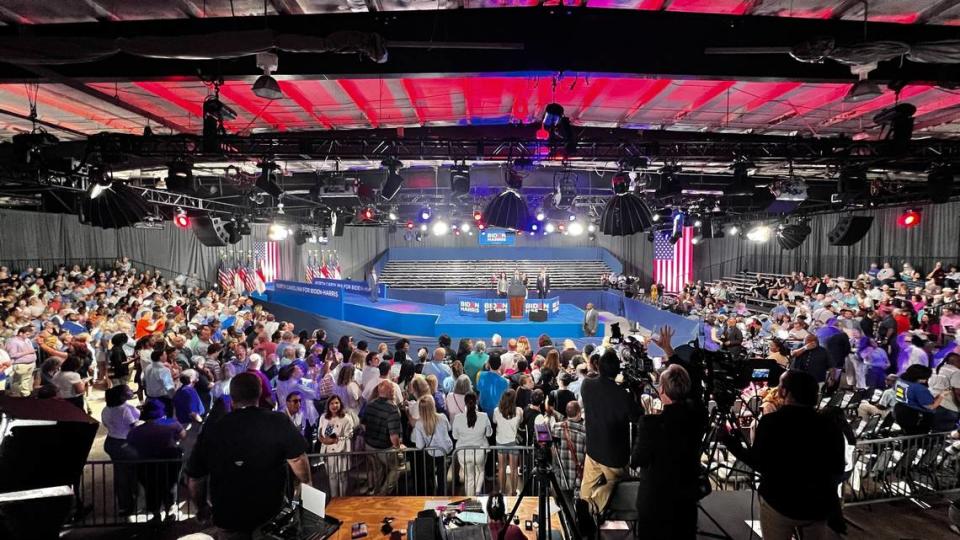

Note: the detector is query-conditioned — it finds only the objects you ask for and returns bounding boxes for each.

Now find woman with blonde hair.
[412,395,453,494]
[406,374,431,426]
[516,336,532,363]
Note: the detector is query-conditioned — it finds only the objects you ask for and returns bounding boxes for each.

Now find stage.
[260,281,602,340]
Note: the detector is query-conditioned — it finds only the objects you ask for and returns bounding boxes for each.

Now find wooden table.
[323,496,564,540]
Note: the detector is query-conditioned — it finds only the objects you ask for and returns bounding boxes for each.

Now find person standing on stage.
[536,267,551,300]
[495,272,508,297]
[583,303,599,337]
[367,268,379,303]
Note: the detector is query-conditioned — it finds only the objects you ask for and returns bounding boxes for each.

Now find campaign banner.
[459,299,482,315]
[479,228,516,246]
[482,300,508,314]
[276,280,342,300]
[522,298,559,313]
[271,280,344,319]
[311,277,387,298]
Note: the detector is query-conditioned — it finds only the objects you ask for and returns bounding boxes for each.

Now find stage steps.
[380,259,612,290]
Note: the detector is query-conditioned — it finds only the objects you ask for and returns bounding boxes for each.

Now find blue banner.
[270,280,344,319]
[478,228,516,246]
[311,277,387,298]
[457,296,559,317]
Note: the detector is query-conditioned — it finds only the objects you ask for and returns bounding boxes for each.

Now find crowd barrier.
[66,433,959,529]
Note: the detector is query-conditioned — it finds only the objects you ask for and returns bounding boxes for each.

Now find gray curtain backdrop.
[695,200,960,282]
[0,209,389,285]
[387,229,655,280]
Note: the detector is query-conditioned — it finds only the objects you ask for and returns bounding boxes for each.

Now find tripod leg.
[546,469,582,540]
[500,473,535,540]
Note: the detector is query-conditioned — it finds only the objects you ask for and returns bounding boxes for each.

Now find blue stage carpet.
[434,303,601,340]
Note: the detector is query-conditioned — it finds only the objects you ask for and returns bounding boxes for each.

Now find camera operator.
[722,370,845,540]
[578,348,642,524]
[629,364,704,539]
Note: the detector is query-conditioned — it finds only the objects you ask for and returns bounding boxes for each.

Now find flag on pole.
[242,261,257,292]
[254,264,266,294]
[233,265,246,295]
[653,225,694,293]
[255,241,281,283]
[319,252,331,279]
[218,260,232,291]
[332,252,343,280]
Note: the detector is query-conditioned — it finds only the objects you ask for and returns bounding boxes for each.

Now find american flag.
[218,261,233,291]
[255,241,280,283]
[653,225,694,293]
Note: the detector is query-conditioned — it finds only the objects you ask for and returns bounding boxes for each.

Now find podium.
[507,278,527,319]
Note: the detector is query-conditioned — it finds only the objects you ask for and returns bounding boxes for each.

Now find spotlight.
[468,231,474,236]
[419,224,428,232]
[776,222,812,250]
[558,223,566,232]
[746,225,771,243]
[432,220,450,236]
[268,223,289,241]
[454,229,461,236]
[552,173,578,209]
[406,220,414,229]
[419,207,432,221]
[173,209,190,229]
[155,177,168,190]
[897,209,921,228]
[460,223,471,233]
[88,176,112,200]
[252,52,283,100]
[844,78,883,103]
[360,207,375,222]
[545,222,556,234]
[535,127,550,141]
[728,225,740,236]
[531,224,539,232]
[693,219,703,228]
[568,214,577,222]
[691,234,703,245]
[478,223,486,230]
[166,159,195,193]
[450,165,471,197]
[256,161,284,198]
[388,211,398,221]
[651,213,661,223]
[587,223,596,233]
[380,157,404,201]
[276,201,285,215]
[568,221,584,236]
[543,103,564,128]
[473,209,483,221]
[536,209,546,221]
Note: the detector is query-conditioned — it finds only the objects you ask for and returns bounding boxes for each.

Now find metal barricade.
[844,432,960,505]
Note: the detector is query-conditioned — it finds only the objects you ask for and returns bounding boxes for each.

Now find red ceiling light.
[406,220,414,229]
[897,209,921,228]
[360,207,376,222]
[478,222,486,230]
[473,209,483,221]
[173,210,190,229]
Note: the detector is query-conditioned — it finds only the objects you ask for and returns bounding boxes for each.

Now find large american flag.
[254,241,281,283]
[653,225,694,293]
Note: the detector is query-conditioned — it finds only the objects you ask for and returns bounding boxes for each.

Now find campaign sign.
[459,300,481,315]
[271,280,344,319]
[483,300,508,313]
[479,228,516,246]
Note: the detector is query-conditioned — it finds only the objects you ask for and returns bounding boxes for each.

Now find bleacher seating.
[704,271,782,312]
[380,259,612,289]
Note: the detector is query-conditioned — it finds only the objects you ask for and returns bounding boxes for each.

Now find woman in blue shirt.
[893,365,944,435]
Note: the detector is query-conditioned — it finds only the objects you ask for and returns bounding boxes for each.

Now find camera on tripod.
[609,323,656,391]
[698,349,751,409]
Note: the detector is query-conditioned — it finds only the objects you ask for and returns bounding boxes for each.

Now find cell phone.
[524,520,533,531]
[351,522,368,539]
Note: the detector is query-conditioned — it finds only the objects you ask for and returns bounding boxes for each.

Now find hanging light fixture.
[252,52,283,100]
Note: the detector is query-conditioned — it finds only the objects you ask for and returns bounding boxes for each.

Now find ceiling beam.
[674,81,736,122]
[917,0,960,24]
[19,65,191,134]
[718,82,802,127]
[276,80,335,129]
[80,0,121,22]
[2,9,956,84]
[271,0,306,15]
[618,79,671,125]
[399,79,427,126]
[337,80,379,128]
[0,106,86,137]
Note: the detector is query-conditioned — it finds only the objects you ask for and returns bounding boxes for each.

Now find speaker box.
[828,216,874,246]
[529,310,548,322]
[928,167,954,204]
[192,216,241,247]
[486,310,505,322]
[332,213,345,237]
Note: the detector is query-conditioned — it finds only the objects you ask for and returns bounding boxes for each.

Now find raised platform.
[434,302,598,340]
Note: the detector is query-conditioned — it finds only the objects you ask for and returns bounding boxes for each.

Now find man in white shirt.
[499,338,522,373]
[143,349,176,417]
[930,352,960,432]
[362,362,403,405]
[360,352,382,392]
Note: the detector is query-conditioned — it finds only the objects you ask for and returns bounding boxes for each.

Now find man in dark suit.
[536,267,551,299]
[789,334,831,384]
[583,303,599,337]
[367,269,379,303]
[631,364,705,539]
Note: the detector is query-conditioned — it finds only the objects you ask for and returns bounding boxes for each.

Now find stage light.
[380,158,405,201]
[747,225,771,243]
[844,78,883,103]
[568,214,577,222]
[406,220,414,230]
[276,201,285,215]
[88,180,112,200]
[360,207,375,222]
[415,232,423,242]
[568,221,584,236]
[651,213,660,222]
[691,234,703,245]
[173,209,190,229]
[256,161,284,198]
[155,177,168,190]
[450,165,471,197]
[543,103,564,128]
[252,52,283,100]
[473,209,483,221]
[419,224,428,232]
[545,223,556,234]
[166,159,195,193]
[535,127,550,141]
[419,207,432,221]
[483,182,528,230]
[388,211,398,221]
[693,219,703,228]
[454,229,461,236]
[460,223,471,233]
[468,231,474,236]
[531,224,539,232]
[898,209,921,228]
[268,223,289,241]
[587,223,596,233]
[432,221,450,236]
[478,223,486,230]
[728,225,739,236]
[536,209,546,222]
